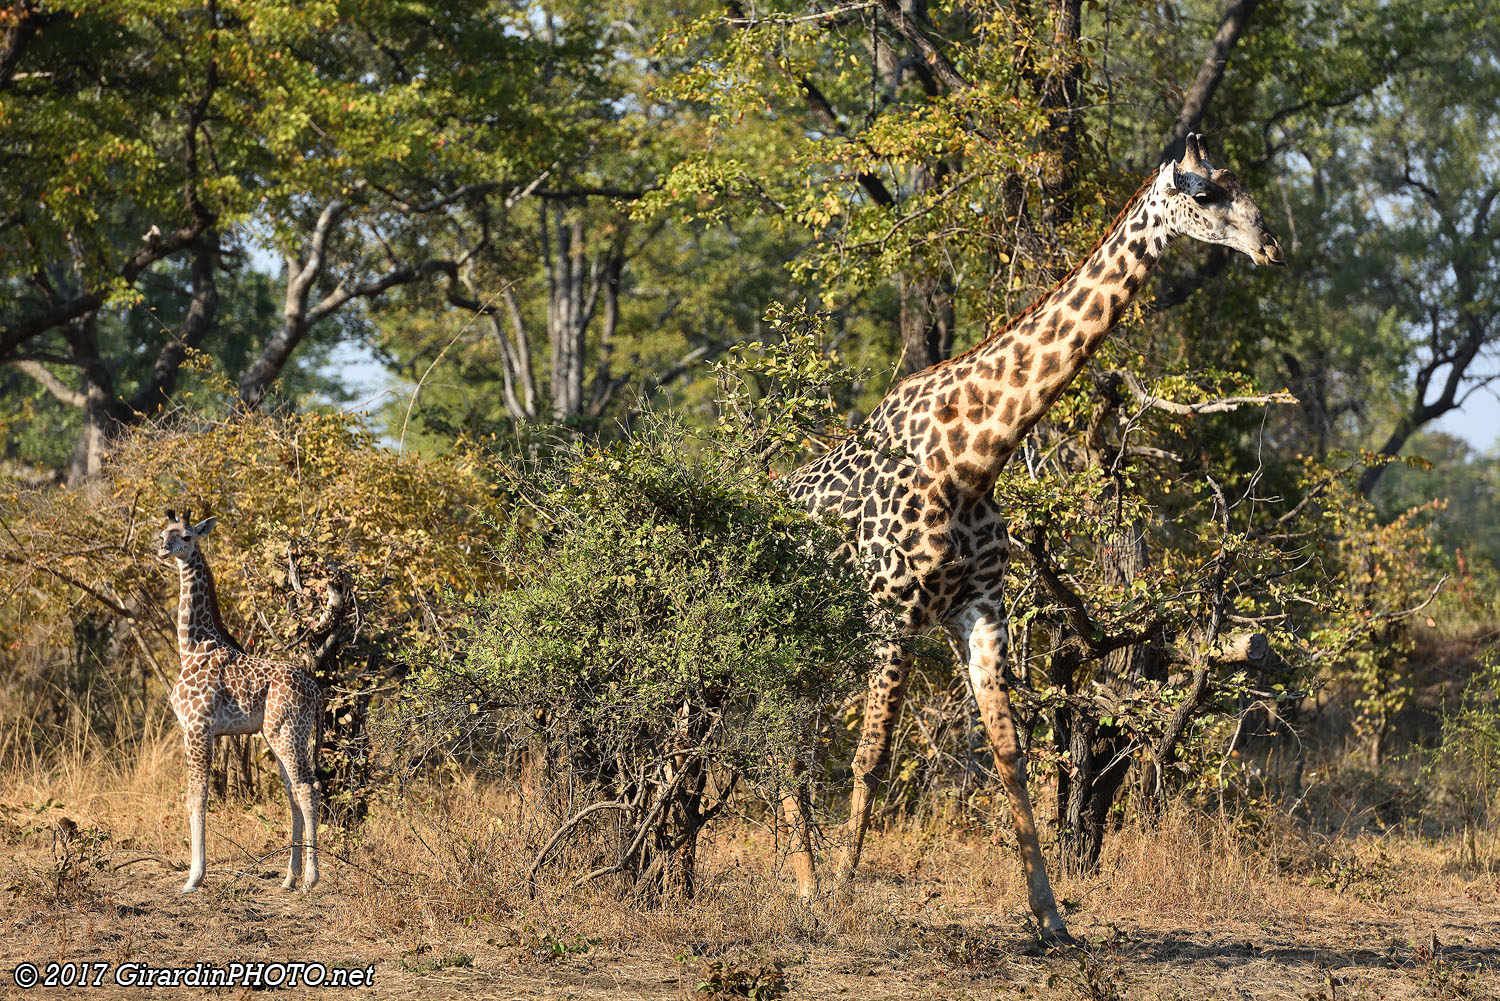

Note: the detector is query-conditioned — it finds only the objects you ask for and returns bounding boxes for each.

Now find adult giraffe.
[780,135,1285,943]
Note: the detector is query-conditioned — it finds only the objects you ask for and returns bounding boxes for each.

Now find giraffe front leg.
[831,640,912,903]
[181,729,213,894]
[957,608,1073,945]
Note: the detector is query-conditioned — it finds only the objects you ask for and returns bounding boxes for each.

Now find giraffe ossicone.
[158,508,324,895]
[780,134,1285,944]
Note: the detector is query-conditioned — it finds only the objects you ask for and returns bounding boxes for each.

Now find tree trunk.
[1059,700,1094,875]
[540,202,626,424]
[546,211,586,420]
[1158,0,1266,164]
[63,312,128,487]
[898,269,956,375]
[129,232,221,418]
[1039,0,1084,228]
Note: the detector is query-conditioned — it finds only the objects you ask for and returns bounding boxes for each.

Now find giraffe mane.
[196,551,248,655]
[942,166,1163,368]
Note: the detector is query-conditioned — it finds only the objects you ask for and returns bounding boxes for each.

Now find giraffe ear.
[1164,164,1183,194]
[190,516,218,537]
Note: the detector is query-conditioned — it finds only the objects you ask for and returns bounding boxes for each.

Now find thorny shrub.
[389,320,876,899]
[392,408,873,899]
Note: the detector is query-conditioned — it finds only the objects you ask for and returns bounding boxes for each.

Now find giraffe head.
[157,509,218,561]
[1154,133,1286,267]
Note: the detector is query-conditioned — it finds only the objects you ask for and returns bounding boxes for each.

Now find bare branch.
[628,341,733,410]
[724,2,876,27]
[0,219,211,361]
[795,75,896,208]
[1019,529,1160,662]
[873,0,969,93]
[1160,0,1265,163]
[0,552,136,619]
[1,3,65,93]
[1360,313,1491,495]
[499,286,539,418]
[526,799,634,897]
[1107,369,1297,416]
[534,185,654,201]
[240,194,439,408]
[9,359,85,408]
[367,181,499,214]
[303,264,418,328]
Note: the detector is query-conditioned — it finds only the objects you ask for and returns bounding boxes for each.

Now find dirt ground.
[2,789,1497,1001]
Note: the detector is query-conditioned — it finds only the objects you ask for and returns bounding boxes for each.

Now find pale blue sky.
[1430,388,1500,452]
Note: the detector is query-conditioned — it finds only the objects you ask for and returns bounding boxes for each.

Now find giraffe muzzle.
[1259,237,1287,267]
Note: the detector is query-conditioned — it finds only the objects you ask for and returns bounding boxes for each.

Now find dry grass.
[1,739,1497,1000]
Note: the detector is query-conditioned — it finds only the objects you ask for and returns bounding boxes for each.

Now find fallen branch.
[112,853,177,873]
[527,799,635,898]
[1168,630,1271,669]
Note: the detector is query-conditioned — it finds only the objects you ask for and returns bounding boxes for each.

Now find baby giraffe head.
[1154,133,1286,267]
[157,509,218,562]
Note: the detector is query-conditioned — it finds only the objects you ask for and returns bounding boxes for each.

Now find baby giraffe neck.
[176,550,241,655]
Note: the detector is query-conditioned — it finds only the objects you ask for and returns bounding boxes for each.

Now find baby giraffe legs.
[268,724,319,892]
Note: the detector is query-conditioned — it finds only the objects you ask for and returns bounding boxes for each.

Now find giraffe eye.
[1193,189,1221,205]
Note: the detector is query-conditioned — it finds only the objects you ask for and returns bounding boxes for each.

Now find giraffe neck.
[919,168,1173,495]
[175,549,244,655]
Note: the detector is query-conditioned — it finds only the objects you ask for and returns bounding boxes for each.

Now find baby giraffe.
[157,510,322,894]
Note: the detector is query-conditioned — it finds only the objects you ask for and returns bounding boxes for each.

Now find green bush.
[397,412,873,898]
[1423,657,1500,869]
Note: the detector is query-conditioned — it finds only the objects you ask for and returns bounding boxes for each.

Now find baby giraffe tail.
[313,700,325,797]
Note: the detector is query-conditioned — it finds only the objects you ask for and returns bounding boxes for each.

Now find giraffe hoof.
[179,883,201,895]
[1039,927,1079,949]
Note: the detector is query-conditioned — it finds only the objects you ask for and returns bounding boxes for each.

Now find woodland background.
[1,1,1498,998]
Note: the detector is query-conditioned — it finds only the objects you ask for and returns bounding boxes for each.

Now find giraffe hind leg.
[181,728,213,894]
[292,698,321,891]
[276,758,303,890]
[292,739,319,891]
[266,717,319,892]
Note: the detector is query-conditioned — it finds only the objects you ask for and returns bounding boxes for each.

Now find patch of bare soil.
[3,809,1497,1001]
